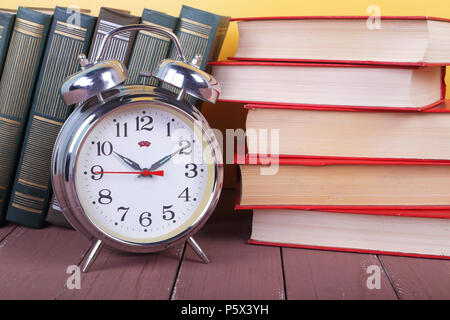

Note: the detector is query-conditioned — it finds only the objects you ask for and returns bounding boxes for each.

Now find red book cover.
[244,101,450,162]
[248,239,450,260]
[231,16,450,22]
[234,154,450,218]
[230,16,450,67]
[210,61,447,111]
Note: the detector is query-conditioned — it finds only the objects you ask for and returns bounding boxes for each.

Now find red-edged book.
[210,61,446,111]
[230,16,450,66]
[236,155,450,259]
[245,101,450,161]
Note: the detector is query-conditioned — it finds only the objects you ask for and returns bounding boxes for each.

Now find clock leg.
[187,237,210,264]
[81,239,104,273]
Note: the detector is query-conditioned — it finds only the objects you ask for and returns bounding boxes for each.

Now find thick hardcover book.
[0,7,52,226]
[5,7,96,228]
[0,10,15,76]
[87,7,139,65]
[250,209,450,260]
[163,5,230,104]
[235,155,450,212]
[125,9,177,86]
[210,61,446,110]
[244,101,450,161]
[231,16,450,66]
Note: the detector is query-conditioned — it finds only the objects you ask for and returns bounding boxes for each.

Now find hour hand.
[114,151,142,171]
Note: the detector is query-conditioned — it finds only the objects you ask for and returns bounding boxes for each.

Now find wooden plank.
[0,223,17,242]
[0,225,90,299]
[283,248,398,300]
[171,189,285,300]
[379,255,450,299]
[57,244,183,300]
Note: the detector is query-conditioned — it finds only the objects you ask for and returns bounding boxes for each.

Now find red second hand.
[95,170,164,176]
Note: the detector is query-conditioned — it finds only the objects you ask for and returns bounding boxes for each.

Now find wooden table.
[0,189,449,300]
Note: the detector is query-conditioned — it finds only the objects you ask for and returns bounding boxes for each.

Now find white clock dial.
[74,103,216,244]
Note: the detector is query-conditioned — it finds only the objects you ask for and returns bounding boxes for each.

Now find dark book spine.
[0,11,16,76]
[87,7,139,66]
[45,7,139,228]
[0,7,52,226]
[125,9,177,86]
[163,5,230,106]
[6,7,96,228]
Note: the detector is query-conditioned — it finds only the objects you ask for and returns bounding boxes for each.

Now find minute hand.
[148,147,186,171]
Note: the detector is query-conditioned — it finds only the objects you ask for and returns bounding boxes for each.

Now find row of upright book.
[211,16,450,259]
[0,6,230,228]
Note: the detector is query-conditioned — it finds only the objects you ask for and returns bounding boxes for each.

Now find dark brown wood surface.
[0,225,89,299]
[171,200,285,300]
[0,189,449,299]
[0,223,16,241]
[379,255,450,299]
[282,248,397,299]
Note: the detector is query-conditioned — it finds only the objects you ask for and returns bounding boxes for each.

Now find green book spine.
[5,7,96,228]
[125,9,177,86]
[164,5,230,105]
[0,11,16,76]
[0,7,52,226]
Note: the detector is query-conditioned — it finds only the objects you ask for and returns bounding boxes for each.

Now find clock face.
[74,103,217,245]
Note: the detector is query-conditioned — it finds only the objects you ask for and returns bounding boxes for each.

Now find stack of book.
[0,5,229,229]
[211,16,450,259]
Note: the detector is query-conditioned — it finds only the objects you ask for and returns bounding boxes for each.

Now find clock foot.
[187,237,210,264]
[81,239,104,273]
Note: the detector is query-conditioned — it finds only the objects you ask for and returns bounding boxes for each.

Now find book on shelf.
[163,5,230,105]
[87,7,139,65]
[169,5,230,72]
[250,208,450,259]
[125,9,178,86]
[6,7,96,229]
[0,9,16,76]
[210,61,446,110]
[245,101,450,161]
[45,7,140,228]
[236,156,450,210]
[0,7,53,226]
[231,16,450,65]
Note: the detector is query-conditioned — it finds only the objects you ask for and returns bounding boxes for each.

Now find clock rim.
[51,86,224,253]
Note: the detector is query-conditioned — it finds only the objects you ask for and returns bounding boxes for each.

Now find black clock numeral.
[162,205,175,221]
[179,140,192,155]
[178,187,191,202]
[139,212,152,227]
[184,163,198,178]
[117,206,129,222]
[166,122,171,137]
[98,189,112,205]
[96,141,113,156]
[90,165,104,180]
[116,122,128,137]
[136,116,153,131]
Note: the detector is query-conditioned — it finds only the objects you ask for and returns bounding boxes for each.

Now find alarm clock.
[51,25,223,272]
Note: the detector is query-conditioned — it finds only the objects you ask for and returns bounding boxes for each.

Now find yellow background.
[4,0,450,186]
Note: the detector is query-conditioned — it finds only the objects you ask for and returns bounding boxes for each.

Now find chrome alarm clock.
[51,25,223,272]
